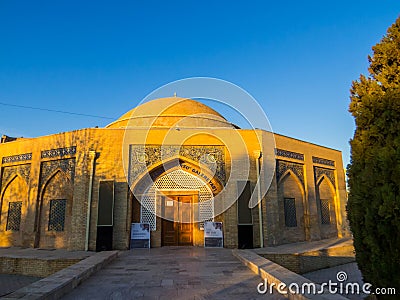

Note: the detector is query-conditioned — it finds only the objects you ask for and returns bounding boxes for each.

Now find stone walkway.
[62,247,285,300]
[303,262,366,300]
[0,246,95,297]
[0,274,41,297]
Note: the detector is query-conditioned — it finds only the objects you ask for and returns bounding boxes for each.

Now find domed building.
[106,97,237,129]
[0,97,349,251]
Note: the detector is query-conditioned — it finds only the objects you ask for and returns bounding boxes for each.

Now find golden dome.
[106,97,236,129]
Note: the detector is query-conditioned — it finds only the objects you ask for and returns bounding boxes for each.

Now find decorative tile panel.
[1,164,31,192]
[276,160,304,186]
[40,158,76,189]
[312,156,335,167]
[2,153,32,164]
[129,145,226,185]
[275,149,304,161]
[314,166,336,187]
[41,146,76,159]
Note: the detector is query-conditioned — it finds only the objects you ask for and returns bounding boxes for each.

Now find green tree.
[348,16,400,296]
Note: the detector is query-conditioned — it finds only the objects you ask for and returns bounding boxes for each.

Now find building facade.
[0,97,349,250]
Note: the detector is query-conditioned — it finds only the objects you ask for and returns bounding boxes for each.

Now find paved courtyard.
[62,247,285,300]
[0,274,41,297]
[303,262,365,300]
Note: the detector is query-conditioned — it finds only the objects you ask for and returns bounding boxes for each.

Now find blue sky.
[1,1,399,167]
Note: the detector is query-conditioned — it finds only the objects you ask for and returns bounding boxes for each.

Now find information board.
[130,223,150,249]
[204,221,223,248]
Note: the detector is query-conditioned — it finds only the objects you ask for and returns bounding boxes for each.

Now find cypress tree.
[347,17,400,296]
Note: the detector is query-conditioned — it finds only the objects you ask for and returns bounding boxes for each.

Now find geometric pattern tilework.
[6,201,22,231]
[41,146,77,159]
[314,166,336,187]
[276,160,304,186]
[140,195,156,231]
[312,156,335,167]
[1,164,31,194]
[2,153,32,164]
[199,189,214,230]
[283,198,297,227]
[129,145,226,185]
[320,199,331,225]
[156,169,213,229]
[39,158,76,190]
[275,149,304,161]
[48,199,67,231]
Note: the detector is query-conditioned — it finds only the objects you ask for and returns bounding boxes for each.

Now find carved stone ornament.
[128,145,226,185]
[314,166,336,187]
[39,158,76,190]
[275,148,304,161]
[276,160,304,186]
[312,156,335,167]
[2,153,32,164]
[41,146,77,159]
[1,164,31,193]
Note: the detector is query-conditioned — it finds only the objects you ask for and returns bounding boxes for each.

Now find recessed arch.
[316,174,336,194]
[130,156,223,248]
[0,174,28,247]
[132,156,224,197]
[1,174,28,200]
[277,171,307,242]
[38,169,73,249]
[278,170,305,196]
[40,169,72,200]
[316,176,338,239]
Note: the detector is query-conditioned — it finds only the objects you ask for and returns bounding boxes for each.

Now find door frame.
[159,190,197,246]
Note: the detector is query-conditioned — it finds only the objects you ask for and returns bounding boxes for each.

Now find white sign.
[204,222,223,248]
[130,223,150,248]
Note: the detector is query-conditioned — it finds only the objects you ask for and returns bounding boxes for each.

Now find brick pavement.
[62,247,285,300]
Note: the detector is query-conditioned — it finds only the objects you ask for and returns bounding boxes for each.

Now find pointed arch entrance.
[131,158,223,247]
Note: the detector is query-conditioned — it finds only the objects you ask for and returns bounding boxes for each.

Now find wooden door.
[177,196,193,245]
[161,195,193,246]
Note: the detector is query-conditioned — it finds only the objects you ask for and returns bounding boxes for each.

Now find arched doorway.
[131,160,223,247]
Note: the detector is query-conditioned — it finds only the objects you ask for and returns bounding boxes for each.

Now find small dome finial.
[173,92,177,97]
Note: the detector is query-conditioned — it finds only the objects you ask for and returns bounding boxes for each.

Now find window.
[284,198,297,227]
[48,199,67,231]
[6,201,22,231]
[320,199,331,224]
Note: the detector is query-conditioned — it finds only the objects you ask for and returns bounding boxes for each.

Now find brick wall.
[0,257,82,277]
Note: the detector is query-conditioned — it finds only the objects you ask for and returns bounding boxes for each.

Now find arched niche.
[278,171,307,243]
[131,158,223,248]
[38,170,73,249]
[316,176,338,239]
[0,175,28,247]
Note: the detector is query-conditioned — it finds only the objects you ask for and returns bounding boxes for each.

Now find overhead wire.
[0,101,115,120]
